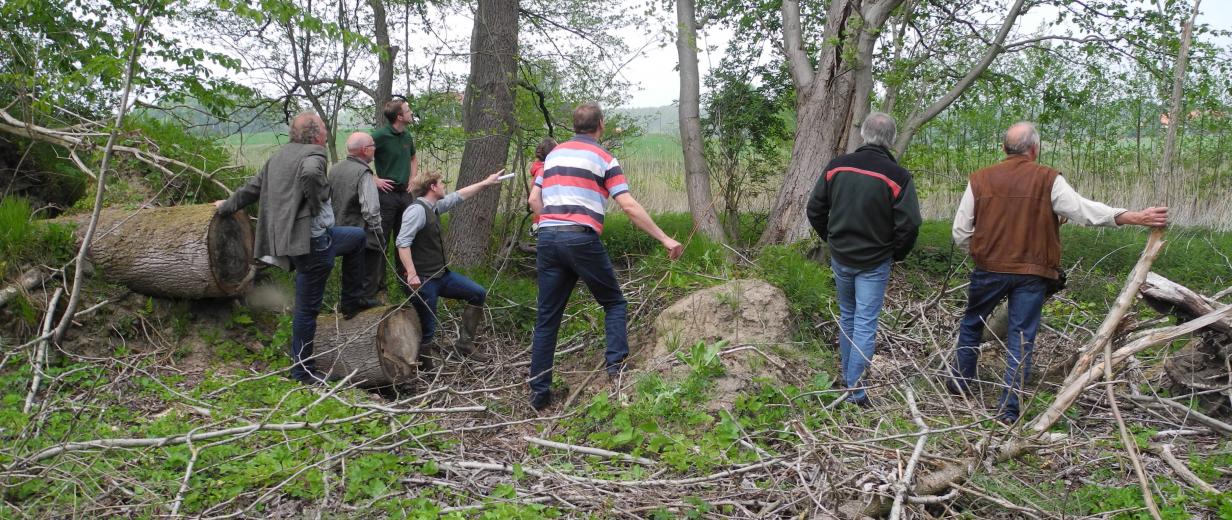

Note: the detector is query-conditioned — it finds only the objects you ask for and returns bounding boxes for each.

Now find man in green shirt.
[370,98,419,297]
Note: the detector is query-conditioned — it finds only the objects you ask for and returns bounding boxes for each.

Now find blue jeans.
[408,270,487,343]
[952,269,1048,420]
[831,258,893,402]
[529,228,628,396]
[288,226,366,382]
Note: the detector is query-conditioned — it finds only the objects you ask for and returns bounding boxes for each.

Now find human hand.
[212,200,225,209]
[484,171,502,186]
[662,238,684,261]
[375,177,394,192]
[407,274,422,289]
[405,182,415,194]
[1138,206,1168,227]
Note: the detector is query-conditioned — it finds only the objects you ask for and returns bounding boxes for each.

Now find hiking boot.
[452,304,492,362]
[945,378,974,398]
[417,341,443,372]
[530,390,553,411]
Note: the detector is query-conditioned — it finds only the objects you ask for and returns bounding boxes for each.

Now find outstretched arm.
[614,192,683,260]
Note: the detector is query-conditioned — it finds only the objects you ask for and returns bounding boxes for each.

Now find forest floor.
[1,215,1230,518]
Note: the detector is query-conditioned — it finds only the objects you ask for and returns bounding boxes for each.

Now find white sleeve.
[1051,176,1125,227]
[952,183,975,252]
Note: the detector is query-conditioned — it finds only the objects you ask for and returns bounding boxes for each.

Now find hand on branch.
[1116,207,1169,228]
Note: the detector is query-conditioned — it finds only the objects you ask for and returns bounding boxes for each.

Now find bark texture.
[676,0,727,244]
[443,0,519,266]
[368,0,398,123]
[760,0,904,245]
[313,306,421,388]
[57,204,255,299]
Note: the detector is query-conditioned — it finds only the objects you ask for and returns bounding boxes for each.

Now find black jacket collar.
[856,143,897,164]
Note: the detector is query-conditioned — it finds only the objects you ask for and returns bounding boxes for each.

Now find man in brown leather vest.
[948,122,1167,423]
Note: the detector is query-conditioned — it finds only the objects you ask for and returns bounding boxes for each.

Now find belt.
[541,224,594,234]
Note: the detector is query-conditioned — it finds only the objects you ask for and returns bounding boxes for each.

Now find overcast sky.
[615,1,1232,109]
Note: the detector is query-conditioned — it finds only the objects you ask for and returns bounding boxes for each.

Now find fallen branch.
[1146,443,1219,494]
[438,458,781,487]
[23,288,62,414]
[1061,229,1165,390]
[1127,394,1232,437]
[889,385,930,520]
[525,436,657,466]
[11,405,485,468]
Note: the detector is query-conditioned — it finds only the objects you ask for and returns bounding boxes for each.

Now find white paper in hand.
[497,172,515,181]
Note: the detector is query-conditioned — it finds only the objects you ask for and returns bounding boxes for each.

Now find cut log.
[312,306,421,388]
[1140,272,1230,412]
[1140,272,1232,336]
[55,204,255,299]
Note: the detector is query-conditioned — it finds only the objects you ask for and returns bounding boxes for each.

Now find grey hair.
[860,112,896,147]
[1003,122,1040,155]
[290,113,324,144]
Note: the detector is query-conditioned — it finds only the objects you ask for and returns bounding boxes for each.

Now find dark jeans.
[407,270,487,343]
[952,269,1048,420]
[288,226,366,382]
[357,245,385,300]
[529,228,628,396]
[378,188,415,294]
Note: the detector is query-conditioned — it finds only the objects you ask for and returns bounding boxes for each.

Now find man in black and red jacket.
[806,112,921,407]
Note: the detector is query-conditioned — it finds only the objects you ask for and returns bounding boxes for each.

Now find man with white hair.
[215,113,366,385]
[329,132,384,318]
[950,121,1168,423]
[807,112,922,408]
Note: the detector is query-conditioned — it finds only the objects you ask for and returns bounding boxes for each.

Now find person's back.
[526,103,682,411]
[811,144,919,267]
[538,135,626,233]
[804,112,919,407]
[967,156,1062,279]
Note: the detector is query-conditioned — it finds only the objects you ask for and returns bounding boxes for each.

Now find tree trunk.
[758,0,858,246]
[846,0,906,153]
[676,0,727,244]
[57,205,256,299]
[442,0,519,267]
[368,0,398,124]
[313,306,421,388]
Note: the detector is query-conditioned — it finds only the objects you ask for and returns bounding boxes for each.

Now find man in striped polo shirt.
[526,102,684,411]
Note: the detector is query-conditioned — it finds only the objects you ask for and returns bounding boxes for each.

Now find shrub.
[755,243,834,317]
[0,197,76,277]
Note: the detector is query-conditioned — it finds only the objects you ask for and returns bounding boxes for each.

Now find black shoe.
[340,298,379,320]
[530,390,553,411]
[847,397,871,409]
[945,379,973,397]
[994,413,1018,425]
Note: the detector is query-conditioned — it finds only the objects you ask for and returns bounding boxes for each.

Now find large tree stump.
[57,204,255,299]
[1140,272,1231,413]
[313,306,421,388]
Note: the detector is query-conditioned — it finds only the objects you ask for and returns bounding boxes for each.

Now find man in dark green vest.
[329,132,384,318]
[395,170,502,365]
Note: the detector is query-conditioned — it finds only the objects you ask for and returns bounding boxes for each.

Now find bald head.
[290,113,326,145]
[1003,122,1040,158]
[346,132,374,160]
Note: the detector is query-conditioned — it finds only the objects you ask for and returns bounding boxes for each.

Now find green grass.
[0,197,76,278]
